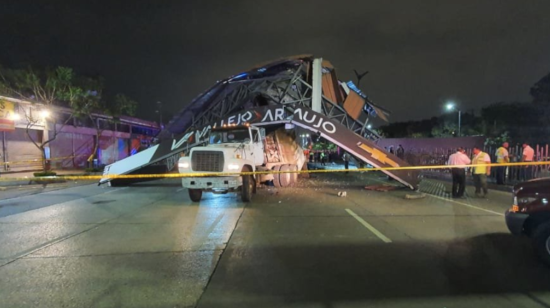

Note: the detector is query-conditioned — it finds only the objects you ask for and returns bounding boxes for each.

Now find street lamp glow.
[9,113,20,121]
[367,124,372,129]
[40,110,50,118]
[444,102,461,137]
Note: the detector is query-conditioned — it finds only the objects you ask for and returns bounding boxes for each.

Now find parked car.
[505,178,550,265]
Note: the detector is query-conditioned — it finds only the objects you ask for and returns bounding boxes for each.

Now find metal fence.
[402,144,550,184]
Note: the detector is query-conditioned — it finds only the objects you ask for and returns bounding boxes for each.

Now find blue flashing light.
[346,81,367,99]
[232,72,248,79]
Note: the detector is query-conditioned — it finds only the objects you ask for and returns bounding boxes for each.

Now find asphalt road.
[1,172,549,308]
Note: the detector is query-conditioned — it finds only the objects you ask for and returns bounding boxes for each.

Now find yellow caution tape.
[1,161,549,182]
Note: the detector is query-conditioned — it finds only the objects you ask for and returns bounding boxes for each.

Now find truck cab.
[178,124,264,202]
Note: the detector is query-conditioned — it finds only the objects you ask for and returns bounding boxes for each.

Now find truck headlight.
[179,162,190,169]
[228,163,240,170]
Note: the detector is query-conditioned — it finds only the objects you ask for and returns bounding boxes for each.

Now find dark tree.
[530,72,550,104]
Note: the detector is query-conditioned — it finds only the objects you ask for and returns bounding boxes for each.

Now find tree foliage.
[531,72,550,104]
[0,64,138,170]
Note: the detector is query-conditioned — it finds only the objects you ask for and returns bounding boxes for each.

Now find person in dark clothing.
[396,145,405,159]
[342,152,350,173]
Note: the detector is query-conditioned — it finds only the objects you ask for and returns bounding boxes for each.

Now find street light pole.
[445,102,461,137]
[458,110,461,137]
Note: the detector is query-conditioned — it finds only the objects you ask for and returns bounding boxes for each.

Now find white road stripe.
[427,194,504,216]
[345,209,392,243]
[102,187,129,194]
[176,187,186,192]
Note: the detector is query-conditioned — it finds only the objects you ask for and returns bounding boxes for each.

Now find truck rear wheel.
[289,164,298,185]
[188,189,202,202]
[241,175,253,202]
[279,164,292,187]
[273,165,282,188]
[533,222,550,266]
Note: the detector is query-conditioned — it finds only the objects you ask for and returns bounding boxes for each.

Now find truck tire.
[273,165,282,188]
[188,189,202,202]
[533,222,550,266]
[289,164,298,185]
[241,175,253,202]
[279,164,292,187]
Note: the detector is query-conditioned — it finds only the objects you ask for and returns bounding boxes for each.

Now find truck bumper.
[182,176,242,190]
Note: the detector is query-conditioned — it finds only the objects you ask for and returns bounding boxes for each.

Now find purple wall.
[376,136,486,154]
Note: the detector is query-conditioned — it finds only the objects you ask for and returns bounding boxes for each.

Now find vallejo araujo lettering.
[293,108,337,134]
[171,107,341,151]
[170,107,288,151]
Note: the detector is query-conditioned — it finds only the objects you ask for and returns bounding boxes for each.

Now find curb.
[0,173,93,187]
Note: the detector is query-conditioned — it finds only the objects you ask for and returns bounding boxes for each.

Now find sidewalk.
[307,162,517,193]
[0,169,92,187]
[421,171,515,193]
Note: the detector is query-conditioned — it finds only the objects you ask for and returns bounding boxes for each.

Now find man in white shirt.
[447,147,471,198]
[522,143,535,180]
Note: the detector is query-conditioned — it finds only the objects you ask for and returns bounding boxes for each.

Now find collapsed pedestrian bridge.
[100,55,420,189]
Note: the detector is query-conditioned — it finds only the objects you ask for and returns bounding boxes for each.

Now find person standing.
[522,143,535,181]
[342,152,350,173]
[495,142,509,185]
[320,151,326,166]
[396,145,405,159]
[472,146,491,198]
[447,147,471,198]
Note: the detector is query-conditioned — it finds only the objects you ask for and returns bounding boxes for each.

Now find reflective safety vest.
[472,151,490,174]
[495,147,508,163]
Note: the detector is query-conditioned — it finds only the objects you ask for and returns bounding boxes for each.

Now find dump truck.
[178,124,305,202]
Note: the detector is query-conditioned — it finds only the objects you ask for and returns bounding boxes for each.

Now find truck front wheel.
[241,175,253,202]
[188,189,202,202]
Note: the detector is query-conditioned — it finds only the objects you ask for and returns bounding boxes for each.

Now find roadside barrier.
[1,161,549,182]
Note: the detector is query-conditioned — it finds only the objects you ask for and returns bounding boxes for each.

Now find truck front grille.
[191,151,224,172]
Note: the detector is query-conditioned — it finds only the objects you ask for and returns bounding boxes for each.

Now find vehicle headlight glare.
[518,197,537,205]
[178,162,190,169]
[228,163,240,170]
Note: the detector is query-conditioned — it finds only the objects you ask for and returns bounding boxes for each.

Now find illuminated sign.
[0,100,16,131]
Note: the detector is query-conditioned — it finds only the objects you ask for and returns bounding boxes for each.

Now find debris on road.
[404,193,427,199]
[364,184,397,192]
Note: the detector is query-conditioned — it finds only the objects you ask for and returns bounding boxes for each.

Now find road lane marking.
[345,209,392,243]
[427,194,504,216]
[176,187,185,192]
[102,187,129,194]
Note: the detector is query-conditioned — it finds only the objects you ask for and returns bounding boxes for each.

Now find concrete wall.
[2,126,154,171]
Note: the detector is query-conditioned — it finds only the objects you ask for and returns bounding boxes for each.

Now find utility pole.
[156,101,163,128]
[353,69,369,87]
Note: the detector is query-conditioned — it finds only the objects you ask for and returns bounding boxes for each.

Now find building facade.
[1,96,160,172]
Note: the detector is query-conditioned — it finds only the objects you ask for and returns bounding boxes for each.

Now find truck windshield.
[209,129,251,144]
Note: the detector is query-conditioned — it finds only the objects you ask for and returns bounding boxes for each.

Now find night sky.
[2,1,550,125]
